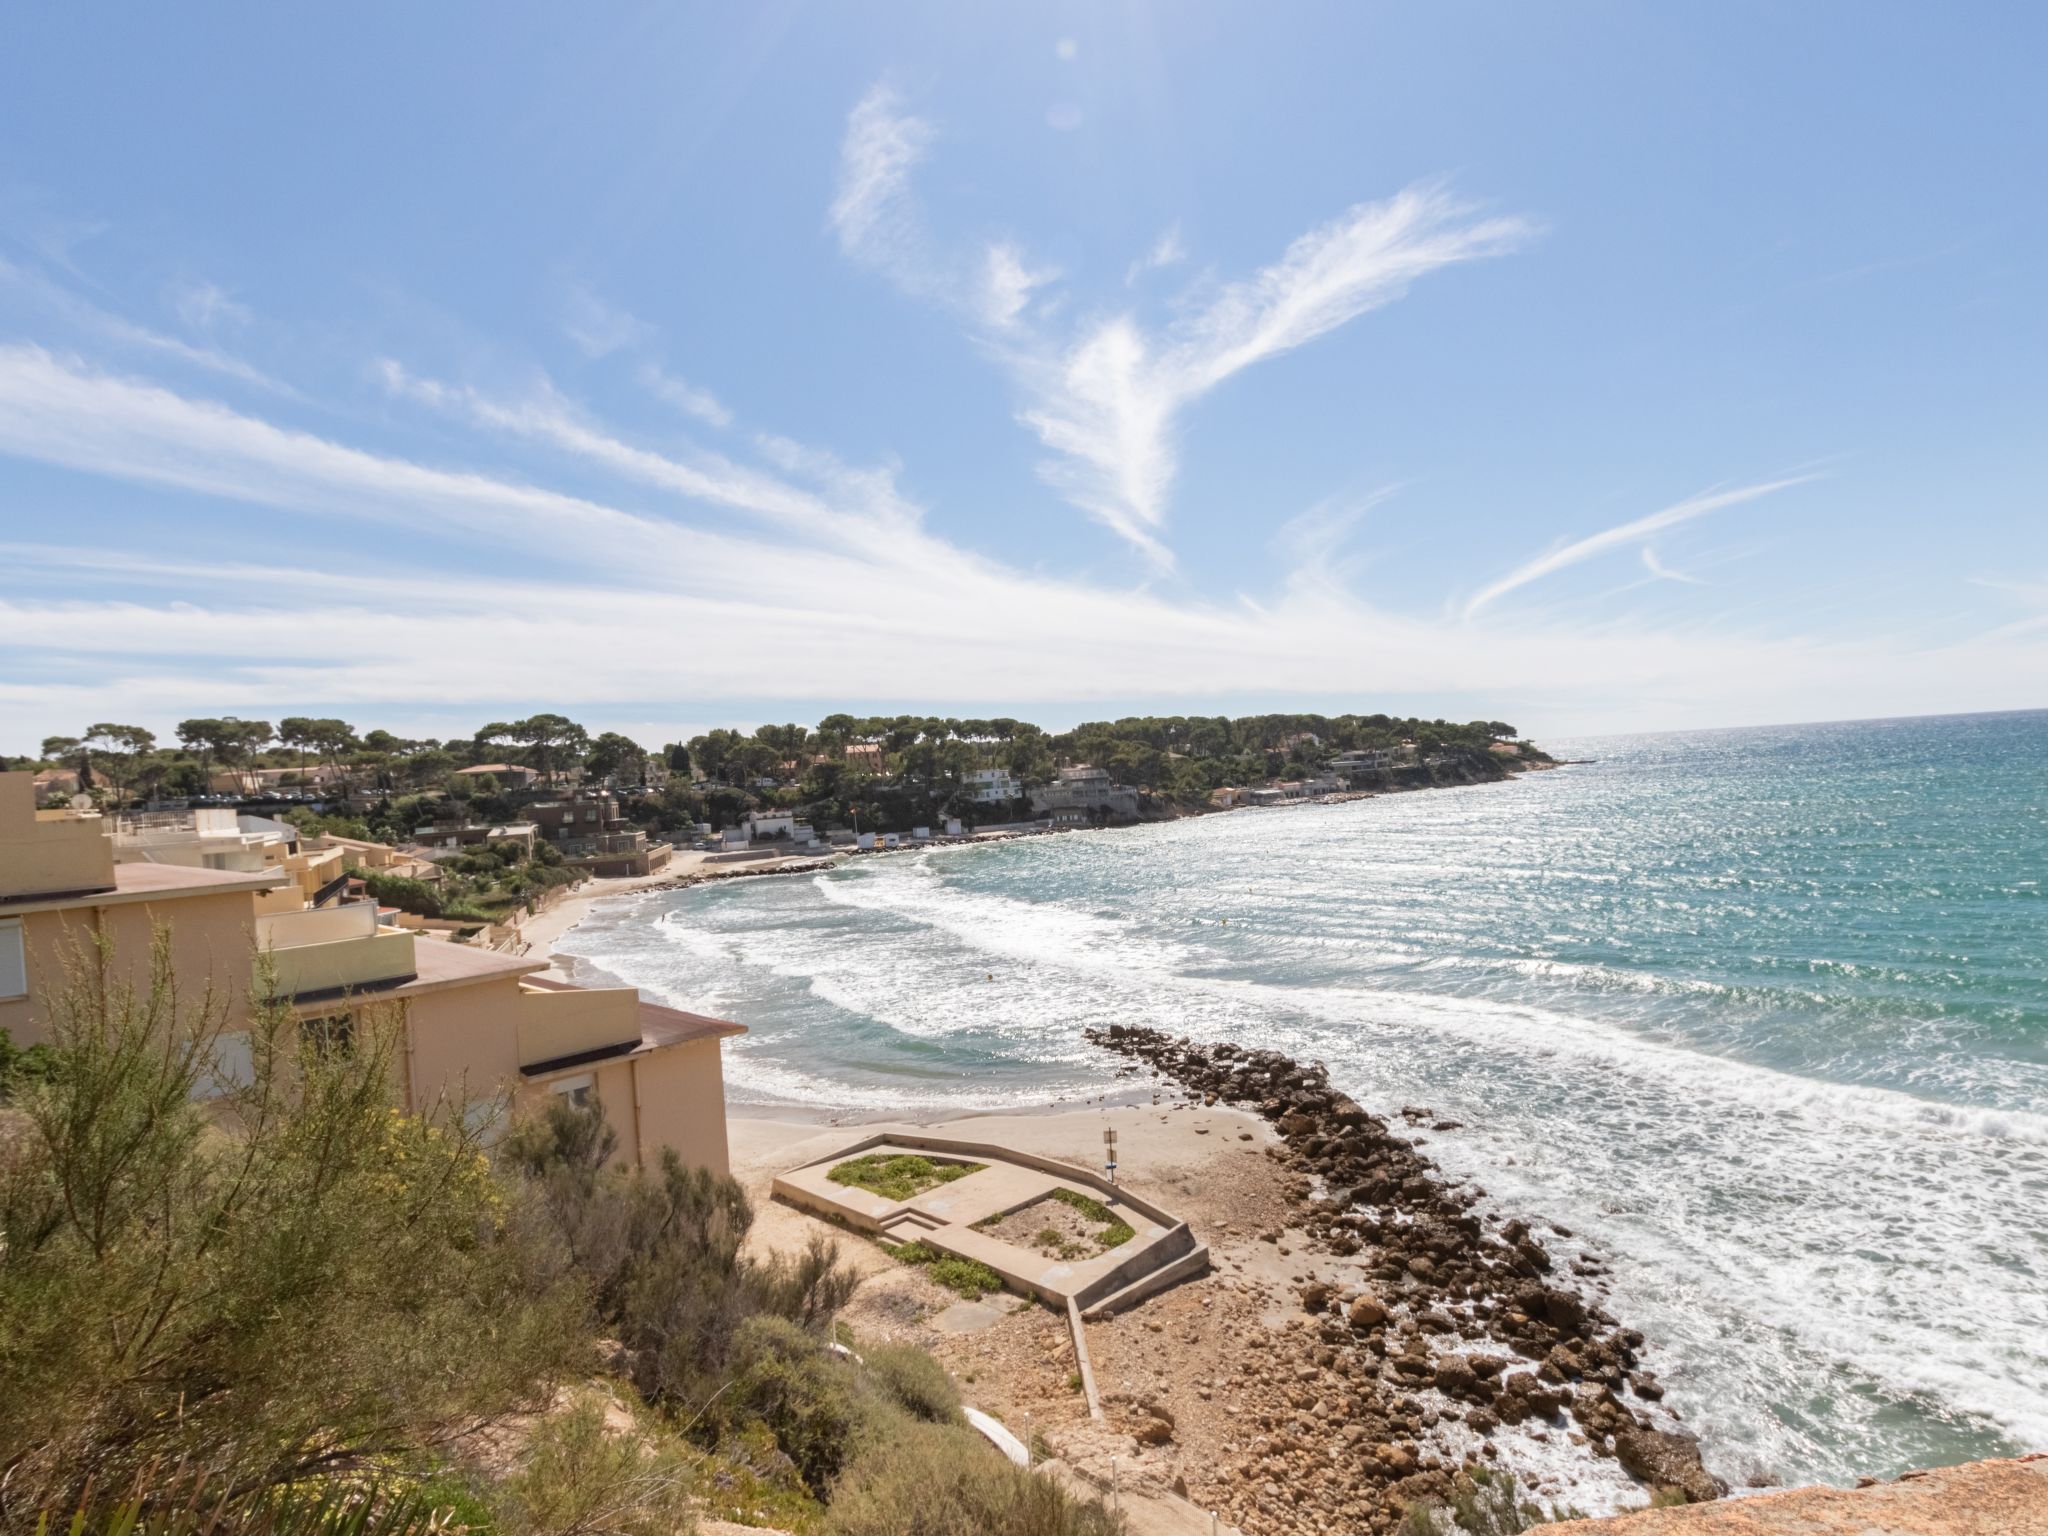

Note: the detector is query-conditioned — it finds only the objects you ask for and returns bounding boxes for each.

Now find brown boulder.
[1347,1294,1388,1329]
[1612,1424,1724,1505]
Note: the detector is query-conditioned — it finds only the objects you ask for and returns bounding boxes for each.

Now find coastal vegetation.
[875,1239,1006,1300]
[0,934,1122,1535]
[973,1189,1135,1260]
[9,707,1549,851]
[827,1151,985,1201]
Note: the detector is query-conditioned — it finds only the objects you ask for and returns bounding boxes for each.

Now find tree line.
[14,707,1544,838]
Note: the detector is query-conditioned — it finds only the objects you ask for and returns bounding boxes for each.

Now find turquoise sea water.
[560,710,2048,1491]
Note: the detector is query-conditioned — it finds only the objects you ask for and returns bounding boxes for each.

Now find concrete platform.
[771,1130,1209,1318]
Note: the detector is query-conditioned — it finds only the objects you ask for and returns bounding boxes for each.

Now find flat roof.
[517,974,745,1076]
[1,859,288,913]
[283,935,544,1009]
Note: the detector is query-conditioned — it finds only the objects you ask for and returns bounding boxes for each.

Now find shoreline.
[519,759,1565,978]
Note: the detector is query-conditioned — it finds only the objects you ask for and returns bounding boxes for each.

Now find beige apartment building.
[0,771,738,1173]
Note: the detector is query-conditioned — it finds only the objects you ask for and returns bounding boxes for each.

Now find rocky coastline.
[1086,1024,1723,1522]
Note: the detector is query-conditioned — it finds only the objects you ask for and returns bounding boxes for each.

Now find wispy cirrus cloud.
[0,256,278,390]
[639,362,733,429]
[1641,546,1706,585]
[1125,224,1185,286]
[827,86,1530,568]
[561,281,653,359]
[375,357,913,550]
[169,278,252,333]
[829,84,935,284]
[0,346,2039,746]
[1463,477,1815,618]
[1004,185,1528,568]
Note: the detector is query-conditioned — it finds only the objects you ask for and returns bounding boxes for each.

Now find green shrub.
[716,1316,875,1497]
[503,1100,858,1418]
[863,1342,962,1424]
[499,1398,697,1536]
[0,1026,55,1098]
[876,1237,1005,1300]
[824,1420,1124,1536]
[828,1153,984,1201]
[1047,1189,1134,1250]
[927,1256,1004,1299]
[35,1483,457,1536]
[1399,1466,1585,1535]
[360,869,446,918]
[0,930,580,1519]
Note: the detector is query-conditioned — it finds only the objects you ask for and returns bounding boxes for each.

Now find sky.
[2,2,2045,753]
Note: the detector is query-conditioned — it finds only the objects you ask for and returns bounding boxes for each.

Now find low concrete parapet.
[771,1129,1209,1315]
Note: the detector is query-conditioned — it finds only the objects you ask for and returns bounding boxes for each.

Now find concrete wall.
[0,774,116,901]
[1,889,260,1047]
[513,983,640,1066]
[630,1037,732,1175]
[403,976,527,1110]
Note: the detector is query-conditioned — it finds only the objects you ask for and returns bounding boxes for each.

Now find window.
[551,1072,596,1110]
[0,919,25,1000]
[301,1012,355,1059]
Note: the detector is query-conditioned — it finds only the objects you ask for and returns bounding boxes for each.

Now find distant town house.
[454,763,538,787]
[965,765,1021,804]
[1030,764,1140,823]
[529,794,672,878]
[743,810,815,845]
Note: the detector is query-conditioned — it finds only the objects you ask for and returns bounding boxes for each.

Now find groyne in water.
[1089,1023,1722,1516]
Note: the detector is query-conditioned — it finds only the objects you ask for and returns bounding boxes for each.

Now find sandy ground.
[726,1102,1287,1535]
[519,860,1285,1532]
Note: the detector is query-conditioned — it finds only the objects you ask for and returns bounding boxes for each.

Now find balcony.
[514,980,642,1071]
[255,901,417,1000]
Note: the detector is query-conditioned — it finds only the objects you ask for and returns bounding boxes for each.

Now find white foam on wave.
[565,836,2048,1482]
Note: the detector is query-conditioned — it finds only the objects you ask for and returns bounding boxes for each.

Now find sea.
[556,709,2048,1494]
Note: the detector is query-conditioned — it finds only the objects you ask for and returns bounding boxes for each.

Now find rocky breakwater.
[1088,1024,1723,1521]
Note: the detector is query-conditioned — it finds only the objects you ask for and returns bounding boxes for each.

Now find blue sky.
[2,3,2044,752]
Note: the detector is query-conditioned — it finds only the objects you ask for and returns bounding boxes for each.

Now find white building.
[1030,764,1141,822]
[965,766,1021,804]
[744,810,815,845]
[115,808,297,872]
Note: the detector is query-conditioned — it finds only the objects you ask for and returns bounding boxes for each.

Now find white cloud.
[0,351,2041,748]
[1056,38,1078,61]
[1641,546,1706,585]
[981,242,1059,331]
[376,358,905,550]
[0,257,276,390]
[170,279,252,333]
[561,282,652,359]
[0,345,675,557]
[824,93,1530,568]
[829,85,934,280]
[1275,487,1399,580]
[1464,477,1813,617]
[639,362,733,429]
[1125,224,1185,286]
[1013,187,1528,566]
[1045,102,1085,133]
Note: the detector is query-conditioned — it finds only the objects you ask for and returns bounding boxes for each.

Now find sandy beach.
[512,827,1695,1530]
[514,845,842,976]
